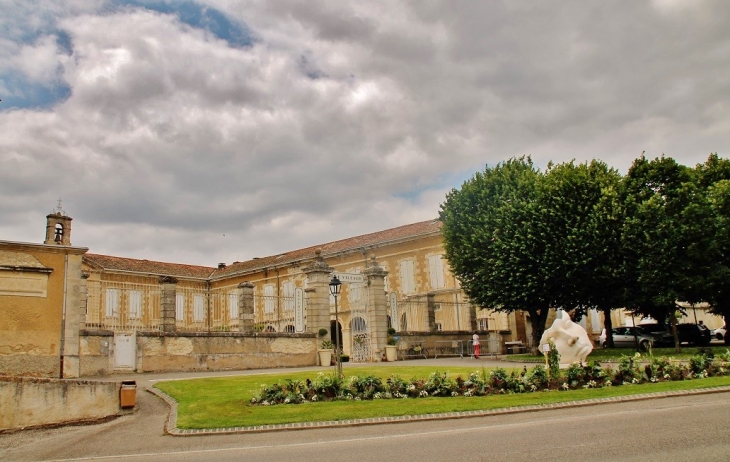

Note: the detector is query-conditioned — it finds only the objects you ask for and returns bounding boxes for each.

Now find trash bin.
[120,380,136,409]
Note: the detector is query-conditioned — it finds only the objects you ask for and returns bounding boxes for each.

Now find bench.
[504,341,527,354]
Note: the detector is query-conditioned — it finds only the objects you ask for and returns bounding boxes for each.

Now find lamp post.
[329,275,342,378]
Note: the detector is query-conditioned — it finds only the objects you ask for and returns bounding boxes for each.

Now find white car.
[712,325,726,341]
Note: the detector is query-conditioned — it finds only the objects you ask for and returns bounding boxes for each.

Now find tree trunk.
[602,306,615,348]
[528,305,551,353]
[670,311,681,353]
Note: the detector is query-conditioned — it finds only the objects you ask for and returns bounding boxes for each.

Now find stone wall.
[0,377,120,431]
[79,331,114,376]
[79,331,318,375]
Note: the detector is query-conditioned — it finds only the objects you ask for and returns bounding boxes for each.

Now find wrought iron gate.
[348,284,371,362]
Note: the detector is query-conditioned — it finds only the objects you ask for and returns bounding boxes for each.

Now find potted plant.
[385,327,398,362]
[318,330,334,366]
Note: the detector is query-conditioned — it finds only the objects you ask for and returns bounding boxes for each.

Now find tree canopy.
[440,153,730,349]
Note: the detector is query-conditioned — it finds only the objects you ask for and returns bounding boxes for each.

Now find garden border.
[147,384,730,436]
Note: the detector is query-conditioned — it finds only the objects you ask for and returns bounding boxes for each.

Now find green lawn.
[153,365,730,429]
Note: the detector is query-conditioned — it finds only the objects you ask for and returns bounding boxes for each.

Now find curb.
[147,384,730,436]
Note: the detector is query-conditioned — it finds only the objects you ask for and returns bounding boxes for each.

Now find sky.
[2,0,729,267]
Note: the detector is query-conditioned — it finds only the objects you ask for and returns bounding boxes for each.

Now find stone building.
[2,207,620,377]
[0,204,87,377]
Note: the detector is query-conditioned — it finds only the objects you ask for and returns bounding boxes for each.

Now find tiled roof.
[83,254,216,279]
[82,219,442,281]
[211,219,442,279]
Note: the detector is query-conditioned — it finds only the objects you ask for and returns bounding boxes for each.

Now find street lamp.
[329,275,342,378]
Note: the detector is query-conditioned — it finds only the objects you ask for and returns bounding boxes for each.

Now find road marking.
[40,396,730,461]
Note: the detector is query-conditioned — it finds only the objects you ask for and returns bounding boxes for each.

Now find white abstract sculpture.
[539,310,593,367]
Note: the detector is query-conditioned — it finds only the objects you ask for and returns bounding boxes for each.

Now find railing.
[86,280,161,331]
[398,341,428,359]
[254,294,297,333]
[433,302,473,332]
[396,297,477,333]
[433,340,466,358]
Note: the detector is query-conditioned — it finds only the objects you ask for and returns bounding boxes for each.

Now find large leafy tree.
[539,160,625,346]
[620,155,711,351]
[696,154,730,344]
[440,157,551,347]
[440,157,624,348]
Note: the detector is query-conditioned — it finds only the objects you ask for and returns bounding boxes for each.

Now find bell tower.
[45,199,73,246]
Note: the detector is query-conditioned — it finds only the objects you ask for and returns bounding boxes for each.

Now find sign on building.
[332,272,365,284]
[294,287,305,332]
[389,291,399,331]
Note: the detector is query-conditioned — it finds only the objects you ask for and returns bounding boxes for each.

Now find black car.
[641,323,712,346]
[675,323,712,346]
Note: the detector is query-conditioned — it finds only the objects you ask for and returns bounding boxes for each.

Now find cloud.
[1,0,729,265]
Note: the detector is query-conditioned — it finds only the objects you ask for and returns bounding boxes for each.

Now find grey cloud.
[1,0,729,265]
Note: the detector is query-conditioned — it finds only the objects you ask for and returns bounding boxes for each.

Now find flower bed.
[249,349,730,406]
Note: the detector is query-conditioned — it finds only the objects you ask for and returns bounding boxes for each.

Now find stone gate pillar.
[238,282,255,332]
[364,255,388,361]
[302,250,334,349]
[159,276,178,333]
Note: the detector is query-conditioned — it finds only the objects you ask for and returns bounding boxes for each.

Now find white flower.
[311,396,318,402]
[451,391,459,397]
[561,383,569,390]
[664,373,671,380]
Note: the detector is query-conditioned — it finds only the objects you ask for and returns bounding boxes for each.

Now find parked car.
[675,323,712,346]
[712,325,726,341]
[601,326,666,350]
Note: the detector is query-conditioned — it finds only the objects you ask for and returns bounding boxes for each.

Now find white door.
[114,332,136,370]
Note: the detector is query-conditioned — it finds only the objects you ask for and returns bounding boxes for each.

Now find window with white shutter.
[129,290,142,319]
[428,255,445,289]
[176,294,185,321]
[283,281,294,311]
[399,259,416,294]
[193,294,205,322]
[228,292,238,319]
[264,284,275,313]
[105,288,119,317]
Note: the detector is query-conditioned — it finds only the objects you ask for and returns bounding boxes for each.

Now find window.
[128,290,142,319]
[264,284,275,313]
[105,288,119,317]
[193,295,205,322]
[176,294,185,321]
[428,255,445,289]
[283,281,294,311]
[228,292,238,319]
[349,283,363,304]
[399,259,416,294]
[589,309,601,333]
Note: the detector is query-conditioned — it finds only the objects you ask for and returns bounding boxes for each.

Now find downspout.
[275,267,280,330]
[59,253,69,378]
[206,279,211,332]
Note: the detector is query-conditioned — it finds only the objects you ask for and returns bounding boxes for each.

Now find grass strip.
[153,366,730,429]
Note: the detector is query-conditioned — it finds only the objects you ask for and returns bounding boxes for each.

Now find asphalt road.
[2,387,729,461]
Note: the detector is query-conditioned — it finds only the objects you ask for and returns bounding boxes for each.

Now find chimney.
[218,263,226,269]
